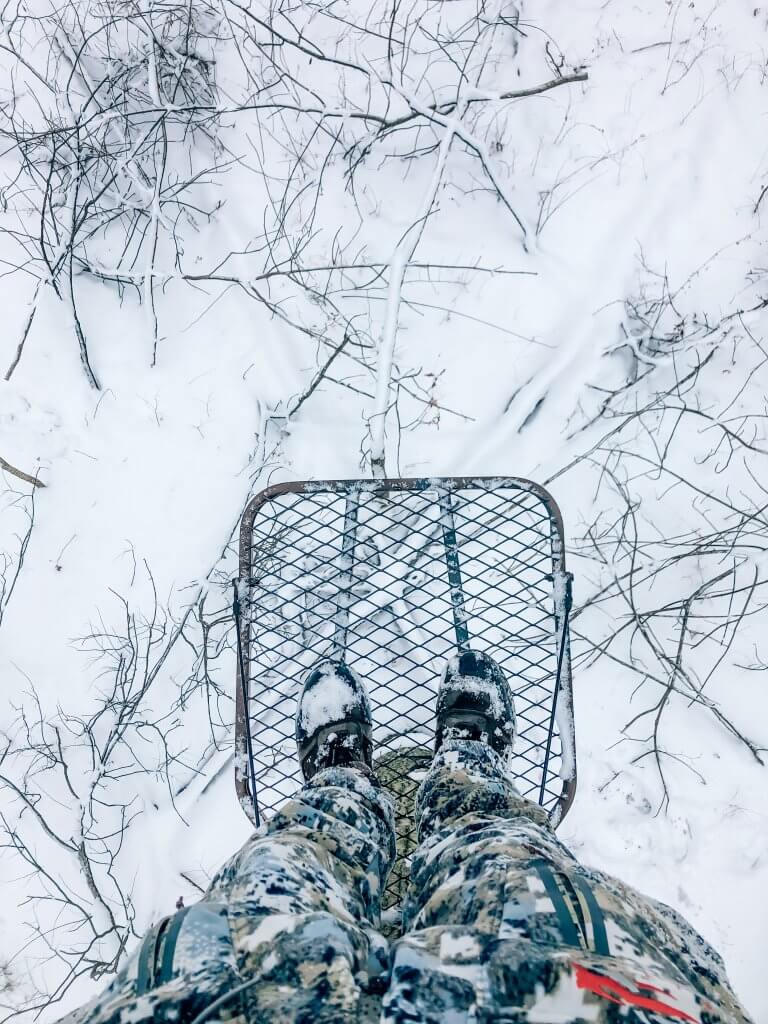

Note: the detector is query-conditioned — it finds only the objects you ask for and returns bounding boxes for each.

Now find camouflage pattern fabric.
[383,739,752,1024]
[59,741,752,1024]
[58,764,395,1024]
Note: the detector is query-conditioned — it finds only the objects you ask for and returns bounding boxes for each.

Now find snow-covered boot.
[434,650,516,755]
[295,660,374,781]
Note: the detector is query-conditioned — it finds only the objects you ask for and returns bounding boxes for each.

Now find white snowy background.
[1,0,766,1020]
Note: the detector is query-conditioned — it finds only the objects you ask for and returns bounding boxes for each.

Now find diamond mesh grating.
[235,477,576,909]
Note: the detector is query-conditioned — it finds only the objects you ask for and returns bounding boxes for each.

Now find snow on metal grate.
[235,478,575,905]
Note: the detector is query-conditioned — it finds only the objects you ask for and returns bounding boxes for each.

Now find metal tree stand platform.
[235,477,576,913]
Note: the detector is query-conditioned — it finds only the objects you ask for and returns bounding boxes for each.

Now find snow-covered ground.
[1,0,766,1019]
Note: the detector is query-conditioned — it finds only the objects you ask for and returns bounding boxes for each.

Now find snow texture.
[0,0,766,1020]
[443,657,505,721]
[299,666,363,736]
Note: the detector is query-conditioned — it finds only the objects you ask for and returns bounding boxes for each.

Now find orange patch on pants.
[574,963,699,1023]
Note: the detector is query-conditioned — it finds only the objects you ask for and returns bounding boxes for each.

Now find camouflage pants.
[62,741,751,1024]
[384,741,750,1023]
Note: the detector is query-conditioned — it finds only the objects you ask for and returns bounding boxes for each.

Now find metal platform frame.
[235,477,575,907]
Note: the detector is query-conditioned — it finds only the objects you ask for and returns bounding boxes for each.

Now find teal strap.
[136,916,171,995]
[535,862,582,949]
[560,872,588,939]
[157,906,192,985]
[535,863,610,956]
[573,875,610,956]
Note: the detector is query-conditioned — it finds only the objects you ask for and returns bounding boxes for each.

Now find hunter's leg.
[58,663,396,1024]
[211,761,395,1023]
[382,653,751,1024]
